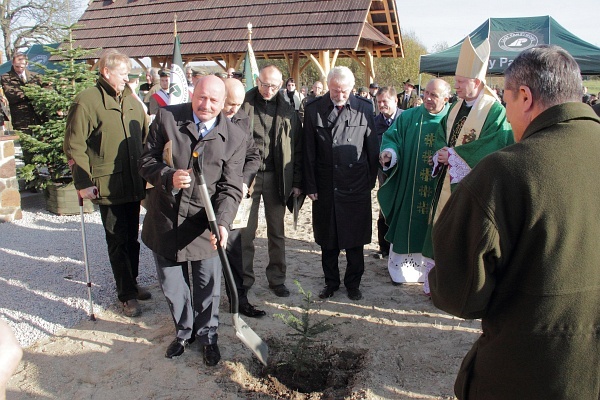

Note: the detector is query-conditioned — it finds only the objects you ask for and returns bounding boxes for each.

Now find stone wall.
[0,135,22,222]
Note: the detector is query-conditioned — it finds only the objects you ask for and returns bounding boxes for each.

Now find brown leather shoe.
[122,299,141,317]
[136,285,152,301]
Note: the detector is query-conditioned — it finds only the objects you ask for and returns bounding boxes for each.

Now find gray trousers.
[241,170,287,289]
[153,253,221,345]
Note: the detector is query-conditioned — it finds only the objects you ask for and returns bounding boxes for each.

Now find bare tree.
[0,0,86,61]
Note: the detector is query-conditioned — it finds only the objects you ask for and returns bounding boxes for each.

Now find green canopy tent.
[0,43,61,75]
[419,16,600,76]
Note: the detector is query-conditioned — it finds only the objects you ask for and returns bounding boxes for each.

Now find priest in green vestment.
[378,79,451,284]
[421,36,514,293]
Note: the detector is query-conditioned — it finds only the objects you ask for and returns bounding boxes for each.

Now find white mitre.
[455,36,490,82]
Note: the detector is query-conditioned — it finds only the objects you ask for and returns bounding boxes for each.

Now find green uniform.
[378,104,449,255]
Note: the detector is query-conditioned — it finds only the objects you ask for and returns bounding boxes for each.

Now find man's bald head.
[223,78,246,119]
[192,75,226,122]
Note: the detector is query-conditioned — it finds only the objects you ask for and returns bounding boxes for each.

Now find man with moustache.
[139,75,246,366]
[303,66,379,301]
[222,78,264,318]
[378,79,451,285]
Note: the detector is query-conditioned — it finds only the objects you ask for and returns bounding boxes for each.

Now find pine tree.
[18,26,99,189]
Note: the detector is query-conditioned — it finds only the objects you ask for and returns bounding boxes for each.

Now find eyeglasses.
[258,78,281,90]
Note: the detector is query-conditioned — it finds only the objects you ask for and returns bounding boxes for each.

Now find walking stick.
[192,151,268,366]
[78,190,96,321]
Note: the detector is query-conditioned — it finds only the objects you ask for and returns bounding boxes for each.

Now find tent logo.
[498,32,538,52]
[30,55,49,64]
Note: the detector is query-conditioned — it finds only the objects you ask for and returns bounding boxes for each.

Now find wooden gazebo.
[72,0,404,85]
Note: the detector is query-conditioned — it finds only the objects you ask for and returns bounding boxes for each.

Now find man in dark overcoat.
[1,52,43,134]
[303,66,379,301]
[139,75,246,366]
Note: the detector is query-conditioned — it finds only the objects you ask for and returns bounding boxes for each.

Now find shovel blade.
[233,313,268,366]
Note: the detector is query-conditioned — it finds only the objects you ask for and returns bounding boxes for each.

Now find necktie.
[21,74,26,83]
[336,105,344,114]
[197,122,206,138]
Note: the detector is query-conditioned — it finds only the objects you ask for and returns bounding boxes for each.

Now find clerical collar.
[465,98,476,107]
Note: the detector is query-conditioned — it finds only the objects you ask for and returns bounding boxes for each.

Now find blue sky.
[399,0,599,52]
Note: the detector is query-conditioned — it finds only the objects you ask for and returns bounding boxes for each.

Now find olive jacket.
[242,87,302,206]
[430,102,600,399]
[64,76,147,206]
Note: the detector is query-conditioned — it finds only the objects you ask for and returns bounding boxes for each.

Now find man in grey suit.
[139,75,246,366]
[303,66,379,301]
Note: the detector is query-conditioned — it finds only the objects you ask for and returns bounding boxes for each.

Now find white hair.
[327,66,355,88]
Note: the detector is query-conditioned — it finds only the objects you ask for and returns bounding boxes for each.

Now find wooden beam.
[299,59,311,74]
[133,58,146,70]
[291,52,300,83]
[331,49,339,69]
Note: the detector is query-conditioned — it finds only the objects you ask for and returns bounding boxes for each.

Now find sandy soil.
[6,191,481,399]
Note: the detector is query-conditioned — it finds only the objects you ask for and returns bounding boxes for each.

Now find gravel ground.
[0,192,157,347]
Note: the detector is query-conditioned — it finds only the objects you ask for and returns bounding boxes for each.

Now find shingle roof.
[72,0,403,61]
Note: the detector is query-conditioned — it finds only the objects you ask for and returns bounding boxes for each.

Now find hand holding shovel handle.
[191,151,268,366]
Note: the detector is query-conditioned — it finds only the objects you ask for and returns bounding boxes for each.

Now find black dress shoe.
[239,303,266,318]
[318,286,338,299]
[270,284,290,297]
[165,337,194,359]
[347,288,363,301]
[203,344,221,366]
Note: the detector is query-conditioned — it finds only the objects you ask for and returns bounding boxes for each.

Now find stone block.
[1,188,20,208]
[3,140,15,157]
[0,158,16,179]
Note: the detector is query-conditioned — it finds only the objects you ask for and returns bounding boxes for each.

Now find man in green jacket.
[64,49,149,317]
[240,65,302,298]
[430,45,600,399]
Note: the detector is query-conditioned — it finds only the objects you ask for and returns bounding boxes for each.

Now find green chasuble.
[422,93,514,259]
[378,104,449,255]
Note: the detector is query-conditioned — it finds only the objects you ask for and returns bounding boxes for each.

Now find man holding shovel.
[139,75,246,366]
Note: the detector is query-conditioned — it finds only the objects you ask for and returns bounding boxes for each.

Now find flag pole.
[247,23,252,45]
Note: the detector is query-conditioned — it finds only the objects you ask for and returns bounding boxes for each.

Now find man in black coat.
[222,78,264,318]
[139,75,246,366]
[303,66,379,301]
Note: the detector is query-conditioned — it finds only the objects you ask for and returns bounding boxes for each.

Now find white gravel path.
[0,193,157,347]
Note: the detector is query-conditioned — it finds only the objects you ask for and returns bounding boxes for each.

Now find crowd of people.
[2,39,600,399]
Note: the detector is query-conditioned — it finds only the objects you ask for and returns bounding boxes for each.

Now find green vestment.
[378,104,449,255]
[422,92,514,259]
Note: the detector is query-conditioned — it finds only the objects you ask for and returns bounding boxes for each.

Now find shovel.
[192,151,268,366]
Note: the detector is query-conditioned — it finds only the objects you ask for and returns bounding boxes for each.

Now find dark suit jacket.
[231,109,260,187]
[139,104,246,262]
[398,90,418,110]
[374,109,403,147]
[303,93,379,249]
